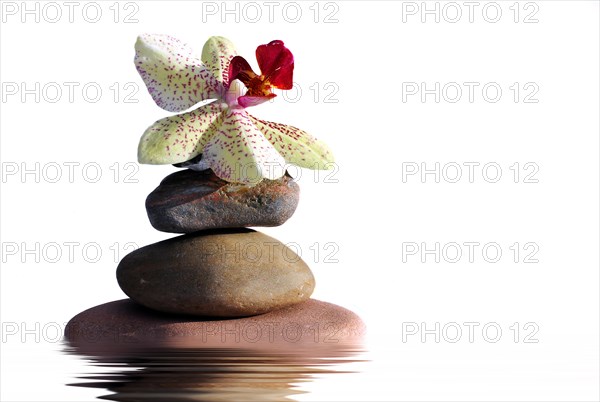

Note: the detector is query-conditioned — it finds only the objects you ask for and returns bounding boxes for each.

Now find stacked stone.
[116,168,315,318]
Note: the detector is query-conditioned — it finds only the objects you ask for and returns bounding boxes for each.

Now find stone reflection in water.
[65,345,365,402]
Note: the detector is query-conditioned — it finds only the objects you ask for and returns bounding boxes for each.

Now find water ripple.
[64,343,366,401]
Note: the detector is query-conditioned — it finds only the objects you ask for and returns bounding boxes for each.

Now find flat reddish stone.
[146,169,299,233]
[64,299,365,353]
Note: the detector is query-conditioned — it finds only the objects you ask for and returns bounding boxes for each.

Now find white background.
[1,1,599,401]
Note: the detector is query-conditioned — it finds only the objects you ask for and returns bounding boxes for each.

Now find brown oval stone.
[146,169,300,233]
[116,229,314,317]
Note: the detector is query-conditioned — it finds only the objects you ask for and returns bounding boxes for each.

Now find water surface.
[64,343,366,401]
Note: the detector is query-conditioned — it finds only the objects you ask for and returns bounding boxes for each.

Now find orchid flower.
[134,34,334,184]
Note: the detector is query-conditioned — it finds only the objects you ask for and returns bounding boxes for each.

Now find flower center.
[224,80,245,107]
[240,73,273,97]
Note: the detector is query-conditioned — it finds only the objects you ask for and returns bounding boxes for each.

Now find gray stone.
[116,229,314,317]
[146,169,300,233]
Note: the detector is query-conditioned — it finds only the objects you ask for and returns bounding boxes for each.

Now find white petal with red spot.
[135,34,221,112]
[201,110,286,184]
[249,115,335,169]
[201,36,238,86]
[138,102,227,165]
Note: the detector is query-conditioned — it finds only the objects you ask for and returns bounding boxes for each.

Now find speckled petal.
[201,36,238,86]
[249,116,335,169]
[135,34,221,112]
[138,102,227,165]
[201,110,286,184]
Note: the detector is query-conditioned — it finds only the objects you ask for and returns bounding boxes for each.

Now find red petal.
[238,94,277,108]
[255,40,294,90]
[228,55,257,84]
